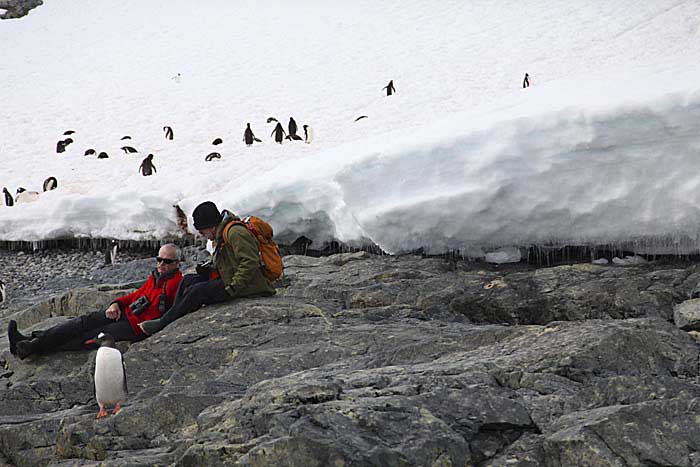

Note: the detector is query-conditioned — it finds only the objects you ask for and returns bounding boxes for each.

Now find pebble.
[0,248,155,313]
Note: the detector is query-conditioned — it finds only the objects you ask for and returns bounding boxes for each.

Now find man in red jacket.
[7,244,183,360]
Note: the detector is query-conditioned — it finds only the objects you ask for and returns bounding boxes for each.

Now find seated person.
[8,244,183,360]
[139,201,276,335]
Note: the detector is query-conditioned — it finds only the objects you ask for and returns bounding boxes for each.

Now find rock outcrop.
[0,0,42,19]
[1,253,700,466]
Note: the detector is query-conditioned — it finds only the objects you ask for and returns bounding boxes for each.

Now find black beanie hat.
[192,201,222,230]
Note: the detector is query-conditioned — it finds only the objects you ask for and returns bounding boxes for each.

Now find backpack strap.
[222,220,246,244]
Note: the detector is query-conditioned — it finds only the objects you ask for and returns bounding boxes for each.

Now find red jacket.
[113,269,183,335]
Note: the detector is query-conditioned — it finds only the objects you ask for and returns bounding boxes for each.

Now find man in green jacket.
[139,201,276,335]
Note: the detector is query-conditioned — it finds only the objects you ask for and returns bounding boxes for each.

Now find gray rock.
[674,298,700,331]
[0,255,700,466]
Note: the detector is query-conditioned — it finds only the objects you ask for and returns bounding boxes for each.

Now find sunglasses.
[156,257,178,264]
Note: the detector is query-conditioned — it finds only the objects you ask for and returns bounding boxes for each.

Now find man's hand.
[105,303,121,320]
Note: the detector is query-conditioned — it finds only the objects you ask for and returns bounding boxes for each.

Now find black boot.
[140,302,189,335]
[7,320,28,356]
[15,337,41,360]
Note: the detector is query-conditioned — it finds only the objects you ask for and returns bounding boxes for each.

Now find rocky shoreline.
[2,251,700,466]
[0,248,155,313]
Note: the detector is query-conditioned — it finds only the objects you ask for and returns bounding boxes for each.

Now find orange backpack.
[222,216,284,281]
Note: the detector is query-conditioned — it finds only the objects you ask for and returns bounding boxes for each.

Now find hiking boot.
[7,320,28,356]
[139,318,165,336]
[15,338,41,360]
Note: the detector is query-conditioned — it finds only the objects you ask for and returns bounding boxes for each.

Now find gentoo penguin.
[91,332,127,419]
[173,204,190,235]
[2,187,13,207]
[139,154,156,176]
[205,152,221,161]
[42,176,58,192]
[97,151,109,159]
[120,135,132,140]
[354,115,368,122]
[63,130,76,135]
[15,188,39,204]
[303,125,314,144]
[243,123,261,146]
[288,117,299,138]
[383,80,396,96]
[271,122,286,144]
[56,140,67,153]
[84,148,96,156]
[120,146,138,154]
[523,73,530,88]
[212,138,223,145]
[266,117,278,123]
[163,126,174,140]
[104,240,118,265]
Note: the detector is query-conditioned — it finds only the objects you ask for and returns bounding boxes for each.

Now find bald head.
[159,243,180,260]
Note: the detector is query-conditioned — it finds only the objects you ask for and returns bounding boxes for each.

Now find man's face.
[198,227,217,241]
[156,246,179,274]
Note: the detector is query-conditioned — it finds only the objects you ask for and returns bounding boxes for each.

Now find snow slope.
[1,0,699,254]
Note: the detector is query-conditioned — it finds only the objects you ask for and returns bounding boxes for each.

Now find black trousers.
[34,310,142,353]
[159,275,231,326]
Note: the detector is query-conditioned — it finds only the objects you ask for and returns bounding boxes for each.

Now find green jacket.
[213,210,276,298]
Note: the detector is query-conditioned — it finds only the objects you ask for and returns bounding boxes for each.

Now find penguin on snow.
[139,154,156,176]
[271,122,286,144]
[303,124,314,144]
[89,332,127,419]
[287,117,302,140]
[163,126,174,140]
[3,187,13,207]
[43,177,58,192]
[15,187,39,204]
[243,123,261,146]
[383,80,396,96]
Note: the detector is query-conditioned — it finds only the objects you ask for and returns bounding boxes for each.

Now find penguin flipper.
[121,353,128,395]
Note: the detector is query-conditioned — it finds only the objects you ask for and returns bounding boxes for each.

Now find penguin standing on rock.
[303,125,314,144]
[139,154,156,176]
[383,80,396,96]
[243,123,261,146]
[43,177,58,192]
[271,122,286,144]
[88,332,127,419]
[3,187,13,207]
[163,126,174,140]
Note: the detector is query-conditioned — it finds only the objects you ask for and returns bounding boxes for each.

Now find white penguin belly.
[95,347,127,406]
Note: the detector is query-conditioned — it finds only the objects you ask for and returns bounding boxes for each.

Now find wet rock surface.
[1,252,700,466]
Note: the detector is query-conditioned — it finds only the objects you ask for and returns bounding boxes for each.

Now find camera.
[130,296,150,316]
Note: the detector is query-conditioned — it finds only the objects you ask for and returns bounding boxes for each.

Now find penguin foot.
[112,402,121,415]
[7,320,28,356]
[96,406,109,419]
